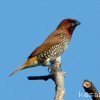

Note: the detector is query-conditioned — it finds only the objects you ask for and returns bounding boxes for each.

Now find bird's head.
[57,18,80,35]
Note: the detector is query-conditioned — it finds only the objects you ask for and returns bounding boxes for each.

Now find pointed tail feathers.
[9,65,26,76]
[9,56,38,76]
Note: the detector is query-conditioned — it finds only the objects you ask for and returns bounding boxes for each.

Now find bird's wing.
[28,31,64,59]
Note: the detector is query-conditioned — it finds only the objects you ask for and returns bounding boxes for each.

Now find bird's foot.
[47,63,61,72]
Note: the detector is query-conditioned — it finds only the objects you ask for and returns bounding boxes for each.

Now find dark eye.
[72,22,75,26]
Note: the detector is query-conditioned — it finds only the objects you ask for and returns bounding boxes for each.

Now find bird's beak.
[74,20,81,26]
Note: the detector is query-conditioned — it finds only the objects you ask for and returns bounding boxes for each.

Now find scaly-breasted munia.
[10,18,80,76]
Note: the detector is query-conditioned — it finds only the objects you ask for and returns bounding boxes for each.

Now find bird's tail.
[9,56,39,76]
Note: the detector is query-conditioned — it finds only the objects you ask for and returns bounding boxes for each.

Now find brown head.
[57,18,80,36]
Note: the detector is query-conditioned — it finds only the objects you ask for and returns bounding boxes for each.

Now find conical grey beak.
[75,20,81,26]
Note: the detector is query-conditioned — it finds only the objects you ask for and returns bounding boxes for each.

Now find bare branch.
[51,67,65,100]
[27,59,65,100]
[83,80,100,100]
[28,75,52,81]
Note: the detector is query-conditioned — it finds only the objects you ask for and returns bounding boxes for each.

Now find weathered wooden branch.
[27,59,65,100]
[51,67,65,100]
[83,80,100,100]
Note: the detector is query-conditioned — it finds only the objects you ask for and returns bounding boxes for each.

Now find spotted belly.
[37,39,69,64]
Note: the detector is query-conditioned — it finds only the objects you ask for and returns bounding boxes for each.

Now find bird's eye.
[72,22,75,27]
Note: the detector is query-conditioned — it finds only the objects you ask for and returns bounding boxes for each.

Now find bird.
[10,18,80,76]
